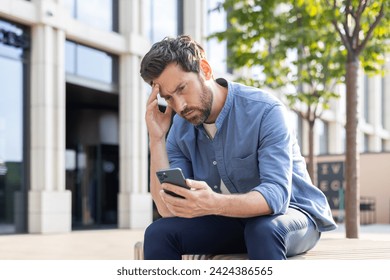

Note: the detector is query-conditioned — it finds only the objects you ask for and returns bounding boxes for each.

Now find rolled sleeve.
[252,104,292,214]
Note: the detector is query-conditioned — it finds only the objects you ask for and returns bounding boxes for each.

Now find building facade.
[0,0,389,234]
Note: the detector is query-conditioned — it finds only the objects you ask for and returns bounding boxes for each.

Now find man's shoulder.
[229,81,281,106]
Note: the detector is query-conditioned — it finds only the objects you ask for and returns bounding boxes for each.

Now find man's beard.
[181,78,213,126]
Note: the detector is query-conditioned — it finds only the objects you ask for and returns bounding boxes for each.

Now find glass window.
[204,0,228,74]
[63,0,76,20]
[364,133,370,152]
[65,40,76,74]
[142,0,152,37]
[62,0,118,32]
[381,76,388,130]
[66,40,118,85]
[337,83,346,118]
[143,0,182,43]
[0,21,27,59]
[0,19,27,234]
[0,58,23,162]
[360,133,370,153]
[288,111,303,149]
[296,114,303,149]
[77,44,113,84]
[364,75,370,123]
[317,119,329,154]
[340,124,346,154]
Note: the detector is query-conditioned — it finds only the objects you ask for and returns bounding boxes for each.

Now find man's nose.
[174,96,187,112]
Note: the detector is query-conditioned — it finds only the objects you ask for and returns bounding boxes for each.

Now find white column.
[118,0,152,229]
[28,0,71,233]
[328,121,340,154]
[183,0,204,43]
[382,56,390,152]
[384,57,390,132]
[368,75,382,152]
[328,83,346,154]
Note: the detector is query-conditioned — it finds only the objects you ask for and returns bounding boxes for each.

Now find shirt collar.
[215,78,233,130]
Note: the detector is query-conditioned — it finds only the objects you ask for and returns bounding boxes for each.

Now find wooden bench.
[134,238,390,260]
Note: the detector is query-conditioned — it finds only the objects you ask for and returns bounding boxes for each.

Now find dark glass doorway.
[66,144,118,228]
[66,83,119,229]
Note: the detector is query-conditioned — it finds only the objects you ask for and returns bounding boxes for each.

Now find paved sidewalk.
[0,224,389,260]
[0,228,145,260]
[321,223,390,241]
[291,224,390,259]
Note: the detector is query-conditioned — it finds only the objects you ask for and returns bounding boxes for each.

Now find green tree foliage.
[209,0,390,237]
[209,0,343,184]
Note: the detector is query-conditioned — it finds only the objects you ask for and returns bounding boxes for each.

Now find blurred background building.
[0,0,389,234]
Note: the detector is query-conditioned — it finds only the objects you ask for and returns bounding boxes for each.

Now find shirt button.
[212,161,217,165]
[213,185,218,189]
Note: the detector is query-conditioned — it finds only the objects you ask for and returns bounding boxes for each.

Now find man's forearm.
[215,190,272,218]
[149,139,173,217]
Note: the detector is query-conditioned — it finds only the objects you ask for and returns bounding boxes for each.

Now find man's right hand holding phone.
[160,179,222,218]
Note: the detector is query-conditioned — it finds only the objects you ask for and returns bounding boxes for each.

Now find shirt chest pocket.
[227,153,260,191]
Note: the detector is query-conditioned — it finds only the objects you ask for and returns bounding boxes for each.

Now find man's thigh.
[146,215,247,255]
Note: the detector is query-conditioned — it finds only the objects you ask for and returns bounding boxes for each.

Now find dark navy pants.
[143,208,320,260]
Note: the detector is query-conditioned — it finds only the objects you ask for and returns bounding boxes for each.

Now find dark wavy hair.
[140,35,205,85]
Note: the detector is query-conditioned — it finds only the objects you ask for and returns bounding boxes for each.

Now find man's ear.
[199,59,213,80]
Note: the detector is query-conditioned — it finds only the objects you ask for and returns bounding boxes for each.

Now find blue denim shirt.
[166,79,337,232]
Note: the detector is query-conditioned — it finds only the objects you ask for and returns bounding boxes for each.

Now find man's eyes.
[162,84,187,102]
[177,85,186,94]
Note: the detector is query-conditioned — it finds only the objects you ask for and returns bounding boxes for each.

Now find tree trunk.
[345,57,360,238]
[308,119,317,185]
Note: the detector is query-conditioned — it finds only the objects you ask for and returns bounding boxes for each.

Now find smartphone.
[156,167,190,198]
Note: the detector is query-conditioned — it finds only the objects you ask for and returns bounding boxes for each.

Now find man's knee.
[143,218,182,260]
[245,216,284,240]
[144,218,172,242]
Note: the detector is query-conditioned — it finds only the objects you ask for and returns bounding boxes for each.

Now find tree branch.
[330,1,353,53]
[356,2,385,54]
[352,0,369,50]
[344,0,352,37]
[357,0,368,17]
